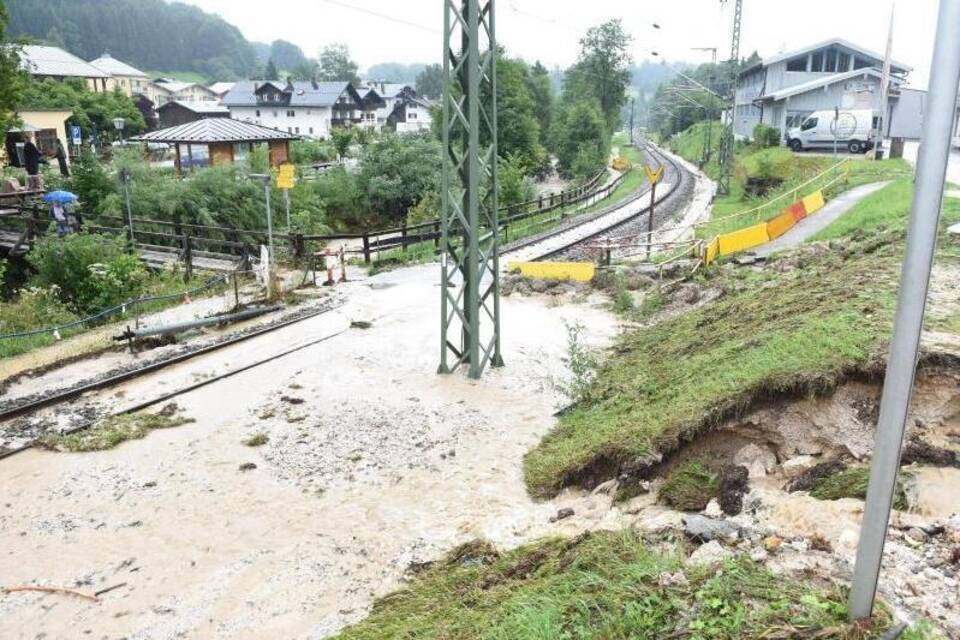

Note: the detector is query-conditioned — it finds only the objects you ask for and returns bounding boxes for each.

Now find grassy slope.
[333,530,897,640]
[524,246,900,497]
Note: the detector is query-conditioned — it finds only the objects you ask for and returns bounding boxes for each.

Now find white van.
[787,109,875,154]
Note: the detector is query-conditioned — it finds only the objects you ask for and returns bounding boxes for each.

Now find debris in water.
[239,462,258,472]
[550,508,575,523]
[351,320,373,330]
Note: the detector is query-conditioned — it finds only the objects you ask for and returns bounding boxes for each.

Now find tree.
[552,100,608,179]
[19,78,146,140]
[357,133,442,227]
[368,62,426,83]
[317,44,359,85]
[330,127,353,161]
[263,58,279,81]
[494,55,546,173]
[269,39,307,71]
[415,64,443,100]
[0,1,25,135]
[527,62,553,147]
[563,20,633,131]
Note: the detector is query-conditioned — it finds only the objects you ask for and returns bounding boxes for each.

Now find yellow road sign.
[644,163,664,185]
[276,163,296,189]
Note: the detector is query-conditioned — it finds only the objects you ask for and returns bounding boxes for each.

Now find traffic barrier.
[788,201,807,222]
[704,237,721,266]
[508,261,595,282]
[766,209,796,240]
[717,223,770,256]
[802,190,825,215]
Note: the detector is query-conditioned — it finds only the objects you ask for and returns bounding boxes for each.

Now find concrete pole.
[284,188,291,231]
[848,0,960,620]
[264,183,274,259]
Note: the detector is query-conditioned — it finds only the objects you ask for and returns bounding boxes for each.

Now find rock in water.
[719,465,749,515]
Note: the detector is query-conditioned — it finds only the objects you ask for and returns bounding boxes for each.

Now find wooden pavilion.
[130,119,300,174]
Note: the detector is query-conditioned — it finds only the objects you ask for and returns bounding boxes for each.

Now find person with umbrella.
[43,191,79,237]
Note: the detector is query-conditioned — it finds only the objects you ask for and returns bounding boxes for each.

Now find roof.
[158,100,230,115]
[746,38,911,76]
[130,118,300,144]
[208,82,235,95]
[19,45,109,79]
[155,80,195,93]
[222,80,354,107]
[759,68,889,102]
[88,53,148,78]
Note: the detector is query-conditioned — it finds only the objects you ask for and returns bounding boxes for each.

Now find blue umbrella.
[43,190,79,204]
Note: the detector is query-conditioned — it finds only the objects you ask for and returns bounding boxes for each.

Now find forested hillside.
[6,0,258,79]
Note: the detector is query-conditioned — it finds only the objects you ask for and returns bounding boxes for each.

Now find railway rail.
[0,297,346,459]
[502,143,693,264]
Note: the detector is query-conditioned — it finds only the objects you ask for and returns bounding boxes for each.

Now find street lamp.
[112,117,126,144]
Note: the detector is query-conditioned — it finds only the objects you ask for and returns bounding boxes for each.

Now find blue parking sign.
[70,126,81,145]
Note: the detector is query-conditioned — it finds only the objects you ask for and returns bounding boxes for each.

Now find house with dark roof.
[131,119,300,173]
[734,38,913,140]
[387,96,435,134]
[157,101,230,129]
[222,80,367,140]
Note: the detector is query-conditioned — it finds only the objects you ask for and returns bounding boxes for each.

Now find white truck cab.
[787,109,876,154]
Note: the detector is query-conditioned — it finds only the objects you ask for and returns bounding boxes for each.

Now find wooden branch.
[3,585,99,602]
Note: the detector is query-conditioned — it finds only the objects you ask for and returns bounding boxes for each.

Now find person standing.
[54,139,70,178]
[51,202,71,237]
[23,134,44,191]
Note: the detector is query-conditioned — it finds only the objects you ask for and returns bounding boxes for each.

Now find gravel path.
[754,182,890,257]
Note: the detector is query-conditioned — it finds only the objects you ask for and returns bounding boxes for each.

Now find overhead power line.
[319,0,441,35]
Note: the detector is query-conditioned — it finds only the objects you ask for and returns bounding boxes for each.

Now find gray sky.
[181,0,940,88]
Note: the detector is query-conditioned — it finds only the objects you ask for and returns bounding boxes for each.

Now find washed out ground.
[0,264,625,639]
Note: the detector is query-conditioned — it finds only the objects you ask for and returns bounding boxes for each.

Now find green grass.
[243,433,270,447]
[40,412,194,452]
[658,461,719,511]
[524,242,902,498]
[810,466,911,511]
[0,272,226,360]
[332,529,904,640]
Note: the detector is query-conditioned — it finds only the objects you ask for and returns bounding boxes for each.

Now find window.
[295,126,300,134]
[801,117,818,131]
[256,109,261,117]
[287,110,295,117]
[838,52,851,71]
[409,111,417,120]
[854,56,873,70]
[810,51,824,72]
[309,127,314,134]
[786,56,807,72]
[183,143,210,170]
[288,126,293,133]
[233,142,250,162]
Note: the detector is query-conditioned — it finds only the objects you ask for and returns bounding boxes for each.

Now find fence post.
[295,233,305,259]
[433,221,441,249]
[362,233,371,264]
[181,233,193,282]
[401,224,408,253]
[538,195,544,210]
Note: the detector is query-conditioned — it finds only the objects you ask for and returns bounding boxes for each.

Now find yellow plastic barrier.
[766,209,796,240]
[704,237,721,266]
[717,223,770,256]
[509,261,596,282]
[802,190,826,215]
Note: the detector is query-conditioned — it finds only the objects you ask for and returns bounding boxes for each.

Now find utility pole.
[717,0,742,195]
[439,0,503,379]
[848,0,960,621]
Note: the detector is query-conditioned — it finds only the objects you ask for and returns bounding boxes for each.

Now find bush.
[290,140,336,165]
[27,233,149,314]
[71,148,117,213]
[499,153,537,211]
[0,285,78,335]
[658,462,720,511]
[752,124,781,150]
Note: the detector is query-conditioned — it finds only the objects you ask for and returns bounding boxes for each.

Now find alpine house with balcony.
[222,80,368,140]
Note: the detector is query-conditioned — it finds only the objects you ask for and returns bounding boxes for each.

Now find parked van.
[787,109,875,154]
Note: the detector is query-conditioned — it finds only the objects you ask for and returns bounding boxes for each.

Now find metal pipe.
[848,0,960,620]
[117,306,281,340]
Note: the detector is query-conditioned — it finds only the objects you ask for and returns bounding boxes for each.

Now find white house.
[363,82,417,130]
[222,80,368,140]
[734,38,912,140]
[389,96,435,134]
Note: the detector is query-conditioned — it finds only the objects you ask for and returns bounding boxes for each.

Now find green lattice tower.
[438,0,503,379]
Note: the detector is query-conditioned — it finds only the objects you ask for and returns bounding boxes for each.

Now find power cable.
[318,0,441,35]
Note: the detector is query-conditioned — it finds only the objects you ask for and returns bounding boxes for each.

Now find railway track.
[501,142,693,264]
[0,298,347,459]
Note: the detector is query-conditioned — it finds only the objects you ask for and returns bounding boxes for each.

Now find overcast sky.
[181,0,941,88]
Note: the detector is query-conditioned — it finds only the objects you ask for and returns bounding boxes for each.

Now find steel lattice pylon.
[439,0,503,379]
[717,0,742,196]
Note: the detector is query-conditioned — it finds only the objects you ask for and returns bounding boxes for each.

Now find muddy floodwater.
[0,265,622,639]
